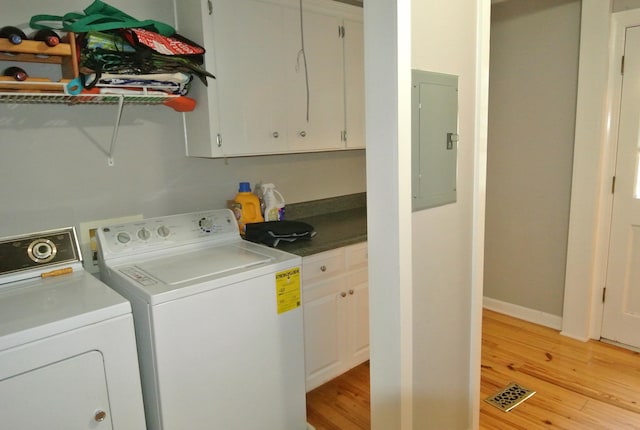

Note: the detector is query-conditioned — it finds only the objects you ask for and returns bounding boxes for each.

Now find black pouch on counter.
[244,221,316,247]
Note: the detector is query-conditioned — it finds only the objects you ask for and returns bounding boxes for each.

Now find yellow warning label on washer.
[275,267,301,314]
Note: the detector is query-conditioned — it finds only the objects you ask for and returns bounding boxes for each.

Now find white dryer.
[96,209,308,430]
[0,227,146,430]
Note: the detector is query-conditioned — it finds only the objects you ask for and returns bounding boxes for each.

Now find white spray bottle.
[261,183,286,221]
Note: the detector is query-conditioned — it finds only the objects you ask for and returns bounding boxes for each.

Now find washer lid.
[0,271,131,352]
[136,245,272,286]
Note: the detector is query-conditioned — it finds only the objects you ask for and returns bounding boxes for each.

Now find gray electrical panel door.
[411,70,459,211]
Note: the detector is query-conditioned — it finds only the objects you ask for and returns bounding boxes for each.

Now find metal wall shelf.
[0,91,180,166]
[0,91,177,105]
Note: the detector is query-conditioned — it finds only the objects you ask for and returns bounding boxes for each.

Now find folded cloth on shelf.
[84,72,192,95]
[80,47,215,85]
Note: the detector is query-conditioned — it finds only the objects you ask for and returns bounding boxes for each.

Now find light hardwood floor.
[306,309,640,429]
[306,361,371,430]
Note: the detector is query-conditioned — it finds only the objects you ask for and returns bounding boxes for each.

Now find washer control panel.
[97,209,240,257]
[0,227,81,278]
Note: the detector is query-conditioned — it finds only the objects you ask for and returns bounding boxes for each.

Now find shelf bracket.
[107,95,125,166]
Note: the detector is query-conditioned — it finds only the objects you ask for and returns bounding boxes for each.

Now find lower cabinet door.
[346,267,370,368]
[303,276,348,391]
[303,243,370,392]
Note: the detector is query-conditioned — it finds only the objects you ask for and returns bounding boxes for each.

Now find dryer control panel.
[97,209,240,257]
[0,227,81,282]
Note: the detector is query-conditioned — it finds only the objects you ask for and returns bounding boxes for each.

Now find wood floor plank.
[307,361,371,430]
[306,310,640,429]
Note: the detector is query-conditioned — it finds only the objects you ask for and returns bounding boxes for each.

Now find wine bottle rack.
[0,32,78,93]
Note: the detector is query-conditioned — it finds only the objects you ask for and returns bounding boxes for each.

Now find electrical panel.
[411,69,459,211]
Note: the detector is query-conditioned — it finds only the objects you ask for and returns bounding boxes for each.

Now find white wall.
[410,0,486,428]
[366,0,488,428]
[365,0,413,426]
[484,0,581,318]
[0,0,366,238]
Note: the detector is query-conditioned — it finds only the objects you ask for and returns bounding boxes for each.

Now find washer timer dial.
[198,217,215,233]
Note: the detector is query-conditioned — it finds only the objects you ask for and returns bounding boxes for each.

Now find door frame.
[563,6,640,341]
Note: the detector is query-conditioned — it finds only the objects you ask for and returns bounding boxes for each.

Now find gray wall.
[614,0,640,11]
[0,0,366,238]
[484,0,580,316]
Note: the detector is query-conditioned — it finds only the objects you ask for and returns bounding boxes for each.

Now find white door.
[601,25,640,348]
[0,351,112,430]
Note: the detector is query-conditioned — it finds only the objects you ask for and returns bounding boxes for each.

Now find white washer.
[0,227,146,430]
[96,209,308,430]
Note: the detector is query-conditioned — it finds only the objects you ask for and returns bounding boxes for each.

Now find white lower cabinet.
[302,242,369,391]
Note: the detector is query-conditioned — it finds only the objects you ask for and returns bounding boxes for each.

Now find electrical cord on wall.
[297,0,310,122]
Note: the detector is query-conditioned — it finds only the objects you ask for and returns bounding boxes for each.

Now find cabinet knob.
[272,131,279,138]
[341,291,347,298]
[349,289,354,295]
[94,410,107,422]
[299,131,307,138]
[320,265,327,272]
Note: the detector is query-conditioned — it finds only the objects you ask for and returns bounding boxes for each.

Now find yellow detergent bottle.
[232,182,264,235]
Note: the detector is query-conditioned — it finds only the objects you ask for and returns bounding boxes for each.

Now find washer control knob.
[116,232,131,244]
[137,228,151,241]
[157,225,170,238]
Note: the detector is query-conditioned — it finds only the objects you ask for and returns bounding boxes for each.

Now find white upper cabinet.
[285,6,344,151]
[177,0,364,158]
[176,0,222,158]
[216,0,291,155]
[344,18,365,149]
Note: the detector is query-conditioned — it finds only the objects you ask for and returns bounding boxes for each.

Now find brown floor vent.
[484,382,536,412]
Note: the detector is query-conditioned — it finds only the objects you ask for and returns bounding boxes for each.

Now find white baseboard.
[483,297,563,330]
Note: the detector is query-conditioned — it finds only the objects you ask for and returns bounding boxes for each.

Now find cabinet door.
[285,6,345,151]
[346,267,369,367]
[0,351,112,430]
[303,276,348,391]
[179,0,223,157]
[343,18,365,149]
[213,0,289,155]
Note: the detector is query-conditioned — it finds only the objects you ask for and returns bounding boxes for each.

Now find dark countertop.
[277,207,367,256]
[274,193,367,257]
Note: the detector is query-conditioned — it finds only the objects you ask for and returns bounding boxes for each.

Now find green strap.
[29,0,174,36]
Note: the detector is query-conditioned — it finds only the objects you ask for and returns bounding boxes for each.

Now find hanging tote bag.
[30,0,175,36]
